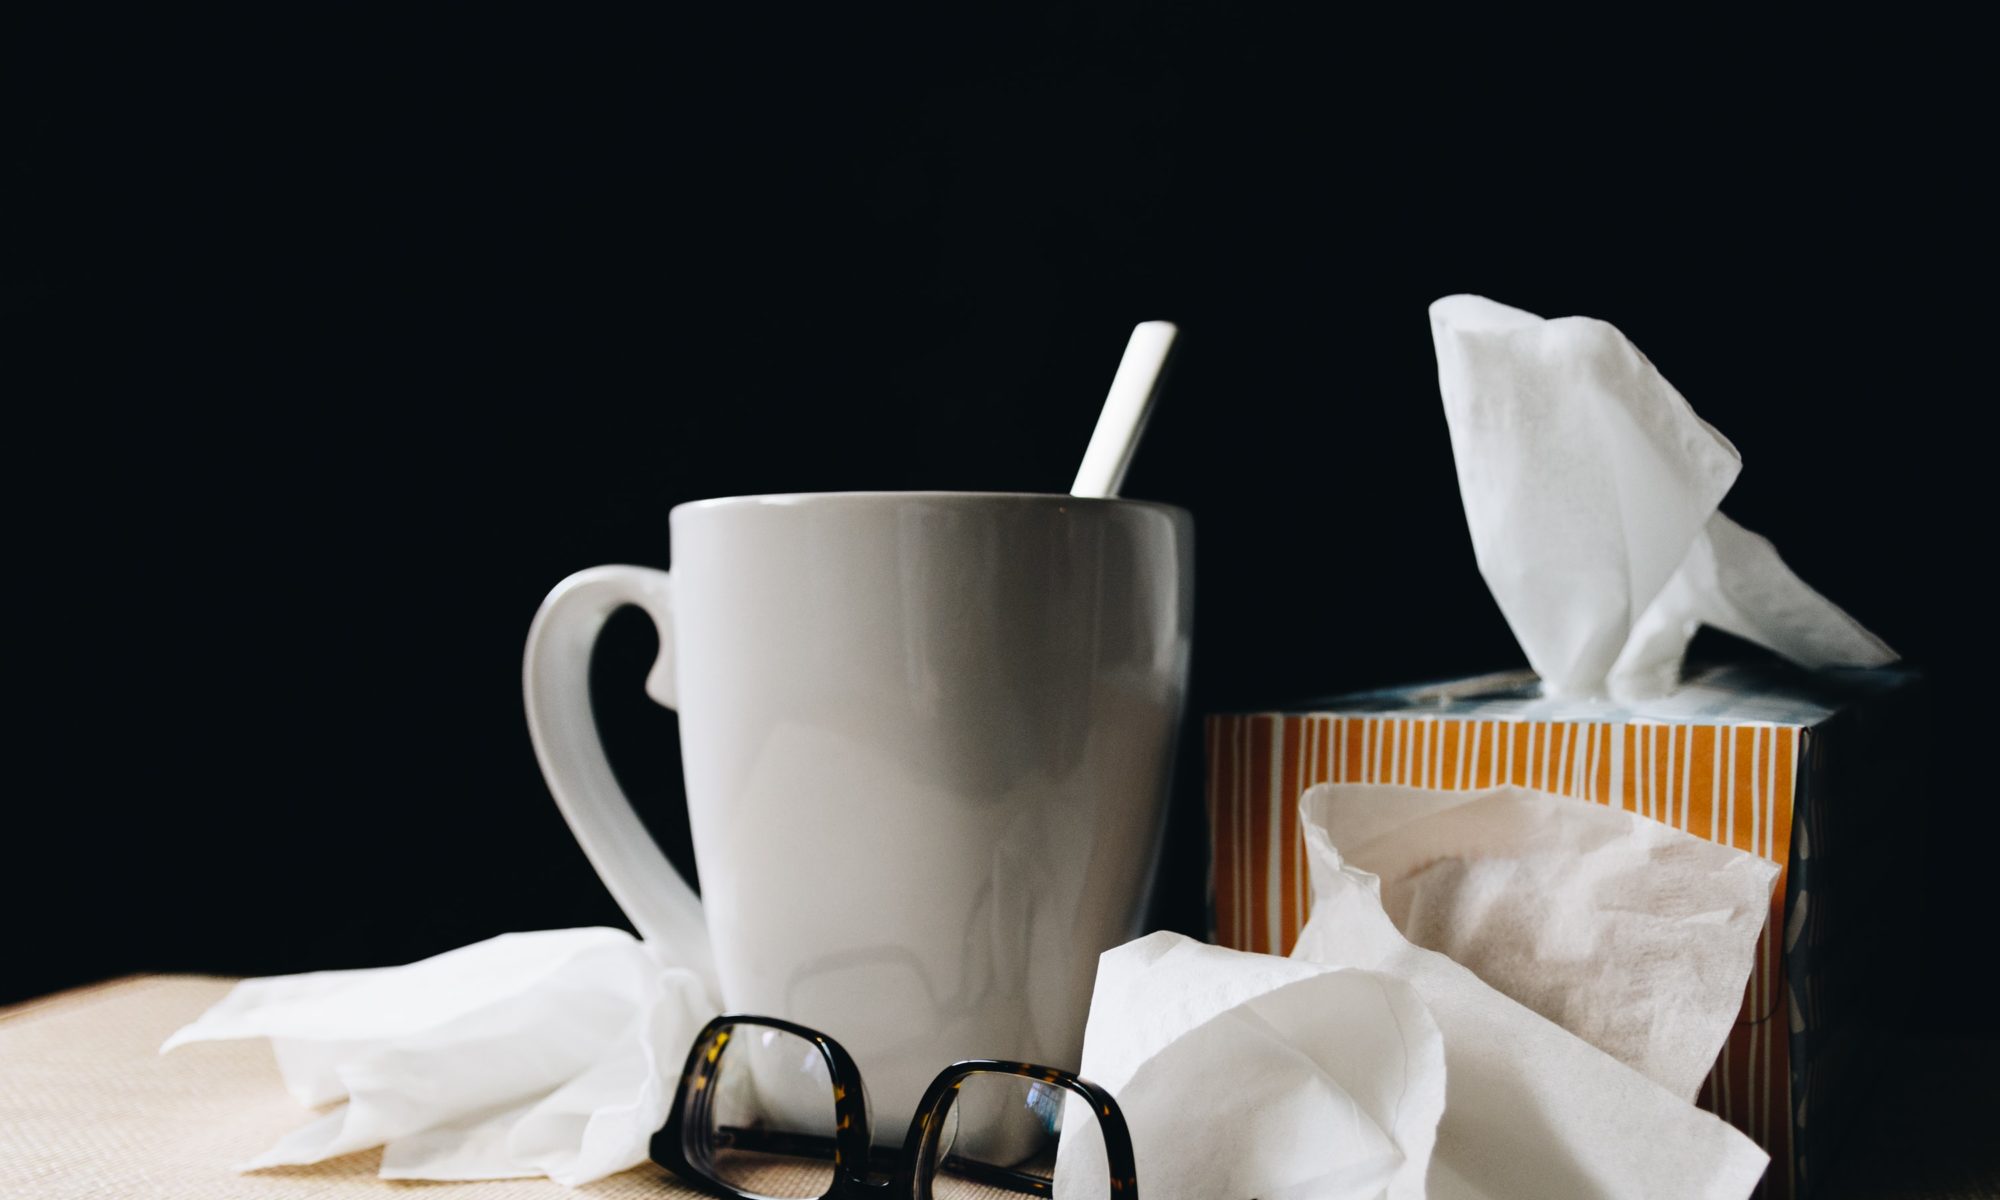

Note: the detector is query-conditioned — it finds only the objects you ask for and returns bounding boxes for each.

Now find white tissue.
[1069,800,1771,1198]
[1429,294,1894,699]
[1613,512,1897,697]
[162,928,714,1185]
[1292,803,1770,1199]
[1302,782,1778,1100]
[1062,932,1445,1200]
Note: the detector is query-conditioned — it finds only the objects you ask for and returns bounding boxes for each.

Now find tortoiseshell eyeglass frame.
[651,1014,1140,1200]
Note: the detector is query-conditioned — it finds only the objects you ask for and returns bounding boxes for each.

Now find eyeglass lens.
[925,1071,1110,1200]
[694,1025,843,1199]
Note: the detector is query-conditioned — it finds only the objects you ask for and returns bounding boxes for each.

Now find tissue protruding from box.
[1429,294,1894,699]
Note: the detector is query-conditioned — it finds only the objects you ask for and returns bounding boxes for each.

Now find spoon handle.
[1072,320,1178,498]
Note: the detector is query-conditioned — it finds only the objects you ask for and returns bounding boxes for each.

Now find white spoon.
[1071,320,1179,498]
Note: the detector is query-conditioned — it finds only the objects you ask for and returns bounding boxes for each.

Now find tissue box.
[1205,663,1923,1200]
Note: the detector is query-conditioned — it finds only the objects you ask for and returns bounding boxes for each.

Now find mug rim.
[670,490,1190,520]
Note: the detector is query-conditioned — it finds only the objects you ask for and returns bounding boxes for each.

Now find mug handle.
[523,564,719,1002]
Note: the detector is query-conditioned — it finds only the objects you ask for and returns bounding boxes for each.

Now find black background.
[9,4,1988,1040]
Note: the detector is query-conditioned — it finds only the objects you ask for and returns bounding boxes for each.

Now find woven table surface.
[0,975,704,1199]
[10,975,1993,1199]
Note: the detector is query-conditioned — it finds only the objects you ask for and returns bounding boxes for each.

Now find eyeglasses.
[651,1015,1139,1200]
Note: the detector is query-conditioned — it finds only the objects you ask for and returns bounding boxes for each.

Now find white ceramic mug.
[523,491,1192,1132]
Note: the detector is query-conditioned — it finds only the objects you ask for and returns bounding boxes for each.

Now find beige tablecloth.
[8,975,1994,1199]
[0,976,702,1199]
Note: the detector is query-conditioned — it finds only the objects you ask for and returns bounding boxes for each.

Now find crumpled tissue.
[1055,933,1446,1200]
[1302,781,1778,1101]
[1429,294,1895,699]
[162,927,714,1185]
[1067,796,1772,1199]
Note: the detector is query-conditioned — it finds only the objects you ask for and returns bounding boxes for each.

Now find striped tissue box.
[1205,664,1923,1200]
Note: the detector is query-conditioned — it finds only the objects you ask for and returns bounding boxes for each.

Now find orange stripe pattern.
[1207,714,1802,1199]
